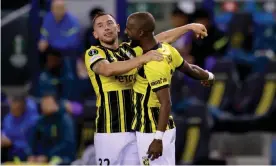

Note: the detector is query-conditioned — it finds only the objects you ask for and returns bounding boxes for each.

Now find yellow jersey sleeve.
[132,46,143,57]
[84,46,106,70]
[144,61,171,92]
[169,44,185,69]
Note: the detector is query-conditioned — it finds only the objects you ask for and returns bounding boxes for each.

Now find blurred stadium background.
[1,0,276,165]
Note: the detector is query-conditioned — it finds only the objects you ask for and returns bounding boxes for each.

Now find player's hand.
[188,23,208,39]
[147,139,163,161]
[200,77,215,87]
[38,40,48,52]
[142,50,163,63]
[1,134,12,147]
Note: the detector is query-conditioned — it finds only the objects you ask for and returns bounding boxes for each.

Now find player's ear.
[93,31,98,39]
[116,24,120,33]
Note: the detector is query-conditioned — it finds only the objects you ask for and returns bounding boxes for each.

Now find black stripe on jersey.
[111,51,124,61]
[108,91,120,132]
[152,107,175,130]
[168,116,175,129]
[151,107,159,130]
[138,66,146,78]
[152,84,169,92]
[144,84,152,132]
[98,46,114,62]
[97,106,105,133]
[123,89,133,131]
[95,74,106,133]
[142,43,162,54]
[119,48,130,60]
[90,58,105,69]
[176,60,185,70]
[135,93,143,131]
[121,43,137,57]
[144,108,151,132]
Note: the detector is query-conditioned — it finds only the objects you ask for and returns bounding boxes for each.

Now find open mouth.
[104,32,113,37]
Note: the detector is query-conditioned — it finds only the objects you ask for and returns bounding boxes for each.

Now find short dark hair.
[92,12,116,29]
[41,92,58,101]
[193,8,210,20]
[128,12,155,33]
[89,7,104,20]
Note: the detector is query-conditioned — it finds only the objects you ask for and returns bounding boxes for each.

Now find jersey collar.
[143,43,162,53]
[99,44,120,52]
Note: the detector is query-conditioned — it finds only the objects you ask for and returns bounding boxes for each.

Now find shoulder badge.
[88,49,99,56]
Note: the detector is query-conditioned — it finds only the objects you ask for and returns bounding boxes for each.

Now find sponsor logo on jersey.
[115,74,136,83]
[150,78,168,87]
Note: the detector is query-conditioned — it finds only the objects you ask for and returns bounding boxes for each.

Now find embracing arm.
[92,50,162,77]
[155,23,207,44]
[170,45,212,80]
[92,58,143,77]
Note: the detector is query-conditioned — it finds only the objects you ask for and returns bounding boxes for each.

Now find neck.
[54,13,65,23]
[100,38,119,50]
[55,17,63,23]
[140,35,158,52]
[13,110,26,118]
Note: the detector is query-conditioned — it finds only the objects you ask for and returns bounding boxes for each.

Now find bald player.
[125,12,214,165]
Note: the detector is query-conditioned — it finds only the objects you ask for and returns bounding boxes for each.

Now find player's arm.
[156,88,171,132]
[155,23,208,44]
[85,48,162,77]
[145,62,172,133]
[145,61,171,160]
[38,13,51,52]
[178,61,211,80]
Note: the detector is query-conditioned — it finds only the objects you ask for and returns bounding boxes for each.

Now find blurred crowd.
[1,0,276,165]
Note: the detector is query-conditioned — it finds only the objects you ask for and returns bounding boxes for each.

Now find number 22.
[99,158,110,165]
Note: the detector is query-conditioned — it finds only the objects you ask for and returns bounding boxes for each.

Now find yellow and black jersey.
[84,43,142,133]
[132,42,184,133]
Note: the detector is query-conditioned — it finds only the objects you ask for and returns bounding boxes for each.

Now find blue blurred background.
[1,0,276,165]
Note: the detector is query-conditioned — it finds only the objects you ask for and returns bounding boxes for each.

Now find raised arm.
[178,61,210,80]
[171,45,215,85]
[85,48,163,77]
[179,61,216,87]
[155,23,208,44]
